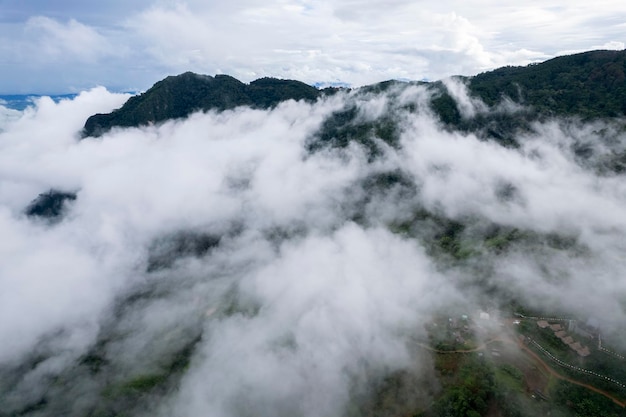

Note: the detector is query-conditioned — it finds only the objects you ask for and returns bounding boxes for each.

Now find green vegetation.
[492,364,533,417]
[351,370,434,417]
[146,231,222,272]
[104,373,168,397]
[496,364,525,391]
[434,220,478,261]
[87,335,201,417]
[306,100,402,160]
[82,50,626,164]
[82,73,323,137]
[517,321,626,402]
[388,209,481,262]
[433,356,495,417]
[583,353,626,387]
[430,87,462,126]
[553,380,624,417]
[484,227,523,252]
[469,50,626,119]
[388,205,583,269]
[247,77,321,107]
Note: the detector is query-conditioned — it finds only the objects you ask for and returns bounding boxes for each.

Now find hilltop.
[82,73,325,137]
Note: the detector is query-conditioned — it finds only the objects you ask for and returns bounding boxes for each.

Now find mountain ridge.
[81,49,626,138]
[82,73,327,137]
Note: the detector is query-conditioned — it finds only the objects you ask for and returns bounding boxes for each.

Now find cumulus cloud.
[1,83,626,415]
[0,15,138,93]
[0,105,22,132]
[126,1,499,85]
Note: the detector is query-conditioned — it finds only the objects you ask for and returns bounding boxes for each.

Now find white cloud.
[441,77,488,118]
[172,224,450,417]
[23,16,121,62]
[0,105,22,132]
[122,1,626,87]
[2,0,626,92]
[0,88,129,208]
[2,50,626,415]
[600,41,626,50]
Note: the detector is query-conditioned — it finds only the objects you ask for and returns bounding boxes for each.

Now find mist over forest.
[1,51,626,417]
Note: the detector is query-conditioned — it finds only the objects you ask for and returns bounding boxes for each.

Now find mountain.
[25,190,76,221]
[469,49,626,118]
[425,49,626,148]
[81,49,626,138]
[82,73,324,137]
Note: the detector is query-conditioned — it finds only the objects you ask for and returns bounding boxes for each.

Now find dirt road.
[516,339,625,408]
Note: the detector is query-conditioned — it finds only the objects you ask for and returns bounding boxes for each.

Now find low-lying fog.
[1,81,625,416]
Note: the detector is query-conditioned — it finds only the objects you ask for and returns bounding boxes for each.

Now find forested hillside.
[82,49,626,138]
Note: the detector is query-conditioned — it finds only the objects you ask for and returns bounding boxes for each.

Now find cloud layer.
[1,84,626,416]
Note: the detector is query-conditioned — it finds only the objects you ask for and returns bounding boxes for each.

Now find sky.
[1,0,625,93]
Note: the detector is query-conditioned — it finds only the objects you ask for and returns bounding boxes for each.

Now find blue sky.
[1,0,625,93]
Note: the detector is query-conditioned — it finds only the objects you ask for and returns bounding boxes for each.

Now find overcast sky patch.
[0,1,624,93]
